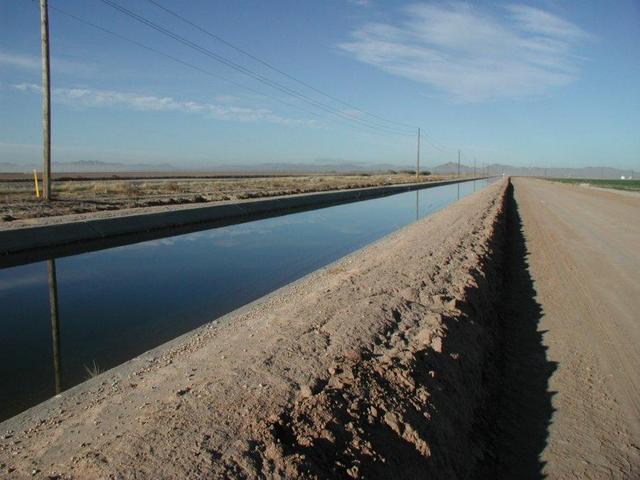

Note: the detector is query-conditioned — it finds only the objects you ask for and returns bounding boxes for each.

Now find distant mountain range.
[0,159,408,174]
[0,160,176,173]
[431,162,636,179]
[215,161,407,173]
[0,160,635,179]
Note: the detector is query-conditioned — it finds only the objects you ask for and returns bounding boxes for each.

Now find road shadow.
[478,182,558,479]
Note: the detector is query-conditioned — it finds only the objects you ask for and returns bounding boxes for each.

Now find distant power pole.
[40,0,52,200]
[457,150,461,178]
[416,128,420,181]
[474,158,476,178]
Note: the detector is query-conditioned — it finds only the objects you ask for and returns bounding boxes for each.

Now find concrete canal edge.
[0,177,487,256]
[0,180,516,478]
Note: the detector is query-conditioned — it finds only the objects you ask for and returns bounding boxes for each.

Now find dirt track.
[492,179,640,478]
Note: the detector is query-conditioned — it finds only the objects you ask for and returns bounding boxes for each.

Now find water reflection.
[48,259,62,394]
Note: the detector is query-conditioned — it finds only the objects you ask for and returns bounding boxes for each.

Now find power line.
[422,137,448,153]
[42,1,460,157]
[46,3,413,139]
[143,0,418,132]
[421,132,452,152]
[46,4,334,124]
[97,0,415,137]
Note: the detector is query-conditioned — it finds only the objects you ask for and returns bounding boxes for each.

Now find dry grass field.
[0,172,454,222]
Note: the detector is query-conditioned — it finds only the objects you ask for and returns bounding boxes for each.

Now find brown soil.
[0,173,452,223]
[0,181,507,479]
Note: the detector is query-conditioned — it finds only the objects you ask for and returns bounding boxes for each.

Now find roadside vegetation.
[550,178,640,192]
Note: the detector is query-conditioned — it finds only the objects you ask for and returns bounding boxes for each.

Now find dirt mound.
[211,199,506,479]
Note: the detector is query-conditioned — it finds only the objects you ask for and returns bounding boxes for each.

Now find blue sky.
[1,0,639,170]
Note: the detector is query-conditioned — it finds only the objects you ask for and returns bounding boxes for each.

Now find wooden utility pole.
[457,150,461,178]
[416,128,421,181]
[474,158,476,178]
[40,0,52,200]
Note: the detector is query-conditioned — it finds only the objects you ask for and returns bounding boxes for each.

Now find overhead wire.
[45,2,417,139]
[39,0,461,156]
[97,0,415,137]
[143,0,418,132]
[46,3,348,126]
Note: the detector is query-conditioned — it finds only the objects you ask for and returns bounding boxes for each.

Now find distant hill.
[225,161,410,174]
[487,164,636,179]
[1,159,634,179]
[57,160,177,172]
[0,159,408,174]
[0,162,24,172]
[431,162,474,175]
[431,162,635,179]
[0,160,177,173]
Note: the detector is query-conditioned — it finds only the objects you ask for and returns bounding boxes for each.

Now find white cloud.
[339,2,590,102]
[0,49,96,75]
[12,83,308,125]
[505,4,589,40]
[0,50,40,70]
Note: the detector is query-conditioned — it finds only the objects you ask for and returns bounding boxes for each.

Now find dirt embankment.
[1,181,508,479]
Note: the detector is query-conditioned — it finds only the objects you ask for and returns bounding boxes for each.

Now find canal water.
[0,178,497,421]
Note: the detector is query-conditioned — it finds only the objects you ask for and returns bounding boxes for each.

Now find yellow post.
[33,169,41,198]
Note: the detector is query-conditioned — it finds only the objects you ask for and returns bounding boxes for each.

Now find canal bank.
[0,179,509,479]
[0,178,497,420]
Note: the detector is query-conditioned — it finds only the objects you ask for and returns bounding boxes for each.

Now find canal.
[0,178,497,421]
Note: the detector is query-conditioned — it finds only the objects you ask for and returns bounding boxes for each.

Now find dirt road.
[495,179,640,478]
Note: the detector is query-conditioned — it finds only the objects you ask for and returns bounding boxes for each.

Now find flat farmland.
[0,172,453,222]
